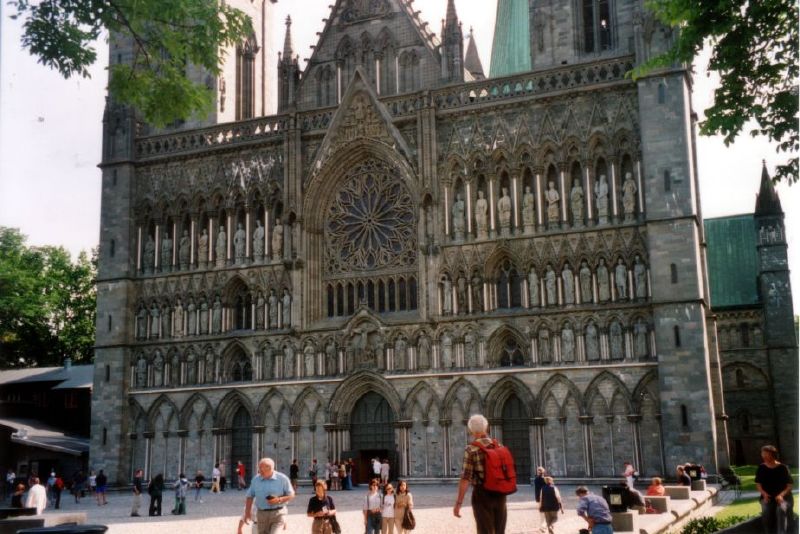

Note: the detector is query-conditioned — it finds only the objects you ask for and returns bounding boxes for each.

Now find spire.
[446,0,459,27]
[282,15,294,61]
[440,0,464,83]
[490,0,531,77]
[465,28,485,80]
[755,161,784,216]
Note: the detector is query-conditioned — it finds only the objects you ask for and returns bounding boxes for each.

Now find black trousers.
[149,495,162,516]
[471,485,507,534]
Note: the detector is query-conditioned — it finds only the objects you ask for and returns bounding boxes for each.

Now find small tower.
[278,15,299,113]
[440,0,464,83]
[464,28,485,80]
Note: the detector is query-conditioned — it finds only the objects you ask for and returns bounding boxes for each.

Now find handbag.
[402,507,416,530]
[328,515,342,534]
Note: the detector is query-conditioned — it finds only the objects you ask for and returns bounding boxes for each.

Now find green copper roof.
[490,0,531,78]
[704,214,760,308]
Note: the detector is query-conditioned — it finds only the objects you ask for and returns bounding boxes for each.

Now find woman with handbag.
[363,479,383,534]
[307,480,337,534]
[394,480,415,533]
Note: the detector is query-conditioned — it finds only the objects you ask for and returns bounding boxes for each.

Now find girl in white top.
[380,483,396,534]
[363,480,383,534]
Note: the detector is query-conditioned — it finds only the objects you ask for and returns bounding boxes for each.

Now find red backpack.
[472,439,517,495]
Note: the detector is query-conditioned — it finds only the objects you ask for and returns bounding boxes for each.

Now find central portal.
[349,391,396,483]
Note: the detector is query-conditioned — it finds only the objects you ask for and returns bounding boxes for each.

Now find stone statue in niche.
[585,323,600,361]
[149,304,160,339]
[475,190,488,239]
[442,276,453,315]
[471,273,483,313]
[570,179,585,227]
[610,322,624,360]
[452,193,465,241]
[597,258,610,302]
[153,354,164,387]
[538,329,551,363]
[136,356,147,387]
[546,181,560,225]
[262,345,273,380]
[233,223,246,264]
[304,345,315,377]
[634,255,647,299]
[441,333,453,369]
[528,268,539,308]
[272,218,284,261]
[615,259,628,299]
[464,332,476,367]
[394,338,407,371]
[622,172,638,221]
[497,187,512,236]
[634,320,648,358]
[256,292,265,329]
[186,354,196,384]
[160,306,170,339]
[283,345,294,378]
[272,348,282,379]
[198,228,209,267]
[199,299,209,334]
[417,334,431,369]
[562,264,575,304]
[143,235,155,273]
[545,264,557,306]
[561,326,575,362]
[268,289,278,329]
[282,288,292,327]
[187,299,197,335]
[178,230,190,270]
[253,220,265,260]
[160,232,172,272]
[595,175,610,225]
[579,261,592,303]
[457,275,467,315]
[326,340,337,375]
[211,296,222,334]
[137,307,147,339]
[522,186,535,233]
[215,225,227,267]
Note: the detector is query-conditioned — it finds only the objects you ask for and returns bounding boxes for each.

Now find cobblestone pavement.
[24,483,610,534]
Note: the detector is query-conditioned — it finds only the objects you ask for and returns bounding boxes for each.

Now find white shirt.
[363,492,382,512]
[26,484,47,514]
[381,494,395,518]
[212,467,221,480]
[372,460,381,475]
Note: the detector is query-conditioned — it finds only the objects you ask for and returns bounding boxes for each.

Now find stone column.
[444,186,450,238]
[609,157,619,222]
[143,431,154,480]
[628,414,643,472]
[177,430,188,476]
[488,173,497,238]
[535,169,544,229]
[579,416,593,476]
[511,170,521,231]
[584,163,594,223]
[465,182,473,237]
[245,208,251,260]
[190,215,198,267]
[559,164,568,227]
[154,223,161,271]
[635,159,644,219]
[136,226,143,272]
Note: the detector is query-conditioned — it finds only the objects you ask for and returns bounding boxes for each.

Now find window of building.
[664,170,671,192]
[670,263,678,283]
[739,323,750,347]
[674,325,681,347]
[235,36,257,120]
[582,0,613,54]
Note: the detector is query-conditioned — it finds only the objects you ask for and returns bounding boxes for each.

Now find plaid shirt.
[460,437,494,486]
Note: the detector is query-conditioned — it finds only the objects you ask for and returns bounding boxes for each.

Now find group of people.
[292,458,357,492]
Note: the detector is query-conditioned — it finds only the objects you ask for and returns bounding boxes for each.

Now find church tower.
[464,28,486,80]
[278,16,300,112]
[440,0,465,83]
[490,0,531,77]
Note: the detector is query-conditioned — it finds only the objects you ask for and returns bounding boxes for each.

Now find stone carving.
[562,263,575,304]
[475,190,488,239]
[215,225,227,267]
[471,273,483,313]
[456,275,467,315]
[441,333,453,369]
[149,304,160,339]
[340,0,390,22]
[452,193,465,241]
[160,306,170,339]
[143,235,155,273]
[186,353,196,384]
[198,228,209,266]
[153,353,164,387]
[199,299,209,335]
[634,255,647,299]
[137,307,147,339]
[497,187,512,236]
[187,299,197,335]
[425,205,434,241]
[291,220,300,258]
[585,323,600,361]
[326,340,337,375]
[570,179,584,226]
[522,186,535,233]
[212,296,222,334]
[283,345,294,378]
[442,276,453,315]
[253,220,265,260]
[136,356,147,387]
[597,258,610,302]
[262,345,274,379]
[256,292,265,329]
[272,347,282,379]
[417,334,431,369]
[596,175,609,225]
[538,329,551,363]
[394,338,407,371]
[545,264,557,306]
[233,223,246,264]
[282,288,292,327]
[622,172,637,221]
[528,268,539,308]
[615,259,628,299]
[579,261,592,303]
[205,351,215,383]
[546,181,560,225]
[562,326,575,362]
[634,320,648,358]
[464,332,476,367]
[160,232,172,272]
[268,289,278,329]
[272,218,284,261]
[610,321,624,360]
[178,230,190,269]
[304,345,315,377]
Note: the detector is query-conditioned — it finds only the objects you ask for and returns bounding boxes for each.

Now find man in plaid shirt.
[453,414,507,533]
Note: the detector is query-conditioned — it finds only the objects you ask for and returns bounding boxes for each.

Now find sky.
[0,0,797,310]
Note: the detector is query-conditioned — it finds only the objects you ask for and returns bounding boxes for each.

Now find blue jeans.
[365,513,381,534]
[592,523,613,534]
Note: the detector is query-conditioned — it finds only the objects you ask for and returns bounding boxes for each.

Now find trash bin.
[16,526,107,534]
[602,485,627,513]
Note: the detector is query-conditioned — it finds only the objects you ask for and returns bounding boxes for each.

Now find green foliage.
[681,515,753,534]
[0,227,97,368]
[634,0,799,184]
[8,0,253,127]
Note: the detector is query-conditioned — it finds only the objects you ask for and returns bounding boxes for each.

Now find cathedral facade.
[91,0,739,484]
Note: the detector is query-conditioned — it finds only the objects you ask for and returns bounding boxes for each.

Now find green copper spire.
[489,0,531,78]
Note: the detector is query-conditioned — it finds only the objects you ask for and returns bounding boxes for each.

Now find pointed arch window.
[500,337,525,367]
[581,0,613,54]
[236,35,258,120]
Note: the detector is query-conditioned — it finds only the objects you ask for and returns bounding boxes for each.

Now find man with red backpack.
[453,414,517,534]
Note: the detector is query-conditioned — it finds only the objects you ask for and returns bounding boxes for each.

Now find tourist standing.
[345,459,354,489]
[755,444,794,534]
[243,457,295,534]
[533,466,546,532]
[575,486,613,534]
[88,470,97,495]
[307,480,336,534]
[337,462,346,490]
[172,473,189,515]
[372,458,381,482]
[72,470,85,503]
[381,483,396,534]
[46,471,56,505]
[148,473,164,516]
[453,414,510,534]
[194,470,205,502]
[363,479,382,534]
[131,468,143,517]
[220,460,227,491]
[380,459,390,486]
[95,469,108,505]
[394,480,414,534]
[310,458,319,485]
[11,483,25,508]
[330,461,340,491]
[6,469,16,499]
[290,459,300,491]
[52,473,63,509]
[25,476,47,515]
[539,476,563,534]
[622,462,636,488]
[237,461,247,490]
[211,463,221,493]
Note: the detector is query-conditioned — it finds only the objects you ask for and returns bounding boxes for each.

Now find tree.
[9,0,253,127]
[0,228,97,368]
[636,0,798,184]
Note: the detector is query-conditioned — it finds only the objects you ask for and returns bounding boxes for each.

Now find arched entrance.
[349,391,396,483]
[501,394,531,480]
[230,407,252,485]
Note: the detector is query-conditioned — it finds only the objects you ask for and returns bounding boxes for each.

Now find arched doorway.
[230,407,252,485]
[349,392,396,483]
[502,394,531,480]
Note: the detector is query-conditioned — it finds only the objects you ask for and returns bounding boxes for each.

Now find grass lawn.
[715,496,761,521]
[730,465,800,492]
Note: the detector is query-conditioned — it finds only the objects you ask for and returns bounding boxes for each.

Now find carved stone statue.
[441,333,453,369]
[233,223,246,264]
[136,356,147,387]
[199,299,209,334]
[475,190,488,239]
[545,264,557,306]
[497,187,512,236]
[456,275,467,315]
[538,329,551,363]
[304,345,315,377]
[442,276,453,315]
[546,181,560,225]
[253,220,265,260]
[262,345,274,380]
[137,307,147,339]
[634,255,647,299]
[622,172,638,221]
[615,259,628,299]
[160,232,172,272]
[154,354,164,387]
[522,186,535,233]
[562,263,575,304]
[272,218,284,260]
[585,323,600,361]
[160,306,170,339]
[215,225,227,267]
[464,332,476,367]
[272,347,282,379]
[187,299,197,335]
[597,258,610,302]
[570,179,585,227]
[256,292,265,329]
[179,230,190,270]
[394,338,407,371]
[326,340,337,375]
[579,261,592,303]
[268,289,278,329]
[198,228,209,266]
[452,193,465,241]
[149,304,160,339]
[283,345,294,378]
[212,296,222,334]
[471,273,483,313]
[186,353,196,384]
[417,334,431,369]
[205,351,215,383]
[595,175,610,225]
[562,326,575,362]
[634,320,648,358]
[528,268,539,308]
[143,235,155,273]
[282,288,292,327]
[610,321,624,359]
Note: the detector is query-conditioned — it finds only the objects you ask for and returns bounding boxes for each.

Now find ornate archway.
[349,391,397,482]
